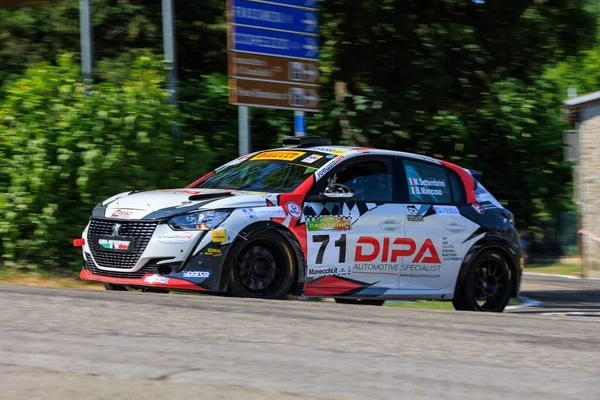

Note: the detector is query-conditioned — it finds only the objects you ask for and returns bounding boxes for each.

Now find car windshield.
[196,159,317,193]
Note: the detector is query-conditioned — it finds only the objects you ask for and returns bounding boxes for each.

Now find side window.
[448,170,466,204]
[403,160,451,204]
[328,160,393,202]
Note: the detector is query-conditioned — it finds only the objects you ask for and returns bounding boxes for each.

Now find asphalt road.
[517,273,600,315]
[1,281,599,400]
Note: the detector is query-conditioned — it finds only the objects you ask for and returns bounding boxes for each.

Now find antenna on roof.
[282,136,332,148]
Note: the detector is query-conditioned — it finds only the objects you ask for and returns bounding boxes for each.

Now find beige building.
[564,91,600,278]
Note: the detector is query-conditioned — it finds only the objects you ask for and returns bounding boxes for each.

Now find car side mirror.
[320,191,354,201]
[306,183,354,202]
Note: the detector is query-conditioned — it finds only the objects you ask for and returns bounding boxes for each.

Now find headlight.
[168,210,231,231]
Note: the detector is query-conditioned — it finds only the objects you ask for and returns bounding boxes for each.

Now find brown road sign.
[229,52,319,85]
[229,78,320,112]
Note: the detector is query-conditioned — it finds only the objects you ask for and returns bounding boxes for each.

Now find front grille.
[87,218,159,269]
[86,253,155,278]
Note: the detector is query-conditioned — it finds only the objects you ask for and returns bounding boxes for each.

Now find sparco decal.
[355,237,441,264]
[182,271,211,278]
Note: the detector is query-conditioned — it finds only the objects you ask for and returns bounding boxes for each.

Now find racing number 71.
[312,234,346,264]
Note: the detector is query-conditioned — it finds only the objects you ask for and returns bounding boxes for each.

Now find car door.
[398,158,479,290]
[303,156,406,291]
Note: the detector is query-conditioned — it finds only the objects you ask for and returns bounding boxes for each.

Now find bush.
[0,53,213,271]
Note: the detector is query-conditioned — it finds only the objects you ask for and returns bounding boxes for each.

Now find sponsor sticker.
[433,205,460,215]
[406,204,425,222]
[306,216,352,232]
[204,248,222,257]
[144,275,169,284]
[286,202,302,219]
[241,207,286,220]
[316,155,345,179]
[158,232,194,244]
[251,151,305,162]
[182,270,211,278]
[407,205,419,215]
[408,178,446,187]
[234,190,270,196]
[301,154,323,164]
[212,229,227,243]
[312,147,347,155]
[472,203,485,214]
[110,209,134,219]
[410,187,443,196]
[307,265,352,278]
[98,239,132,251]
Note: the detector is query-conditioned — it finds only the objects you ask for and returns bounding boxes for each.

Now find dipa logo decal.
[286,202,302,219]
[407,205,419,215]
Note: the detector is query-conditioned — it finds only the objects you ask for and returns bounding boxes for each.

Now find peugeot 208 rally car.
[76,136,522,312]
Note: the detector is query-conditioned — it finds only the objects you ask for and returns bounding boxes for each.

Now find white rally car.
[76,136,523,312]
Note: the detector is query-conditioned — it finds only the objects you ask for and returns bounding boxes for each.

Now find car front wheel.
[452,249,512,312]
[226,231,296,300]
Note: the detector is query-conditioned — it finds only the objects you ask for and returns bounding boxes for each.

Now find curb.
[524,272,600,281]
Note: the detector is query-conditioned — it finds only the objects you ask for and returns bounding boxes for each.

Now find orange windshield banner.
[251,151,306,161]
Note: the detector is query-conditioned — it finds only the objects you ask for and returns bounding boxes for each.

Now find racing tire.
[226,230,296,300]
[452,249,512,312]
[334,298,385,306]
[104,283,128,291]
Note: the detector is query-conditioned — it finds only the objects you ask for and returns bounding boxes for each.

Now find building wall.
[578,109,600,278]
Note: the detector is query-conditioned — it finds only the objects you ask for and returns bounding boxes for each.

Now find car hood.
[93,189,279,220]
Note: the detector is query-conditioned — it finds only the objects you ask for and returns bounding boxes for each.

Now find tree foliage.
[0,54,211,269]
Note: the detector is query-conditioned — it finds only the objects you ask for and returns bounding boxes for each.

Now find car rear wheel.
[227,231,296,300]
[335,298,385,306]
[453,249,512,312]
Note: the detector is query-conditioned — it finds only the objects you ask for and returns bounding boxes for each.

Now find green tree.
[0,53,212,270]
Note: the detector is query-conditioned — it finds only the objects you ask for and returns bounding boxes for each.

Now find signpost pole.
[79,0,93,94]
[239,106,251,156]
[294,111,306,137]
[162,0,179,139]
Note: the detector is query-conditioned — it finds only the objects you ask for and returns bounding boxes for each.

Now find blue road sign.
[233,0,318,34]
[233,25,319,60]
[247,0,318,11]
[294,111,306,135]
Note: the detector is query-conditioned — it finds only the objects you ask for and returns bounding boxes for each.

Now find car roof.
[270,145,442,165]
